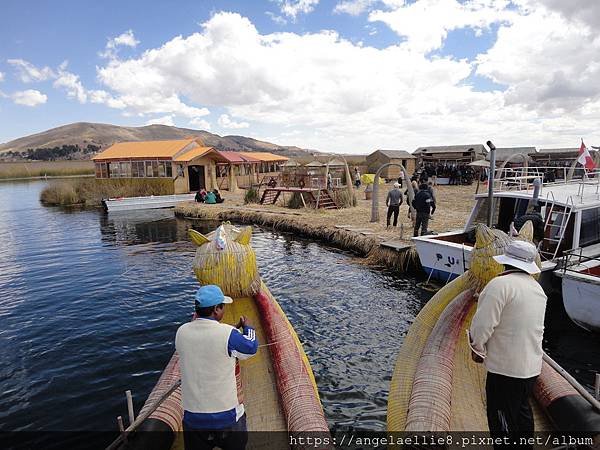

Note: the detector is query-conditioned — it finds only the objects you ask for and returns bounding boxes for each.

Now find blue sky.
[1,0,599,152]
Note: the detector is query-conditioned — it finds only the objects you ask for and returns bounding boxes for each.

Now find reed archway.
[370,163,414,223]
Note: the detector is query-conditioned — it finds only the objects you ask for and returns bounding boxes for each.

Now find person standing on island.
[386,182,403,228]
[469,241,547,449]
[176,285,258,450]
[354,167,361,188]
[412,182,435,236]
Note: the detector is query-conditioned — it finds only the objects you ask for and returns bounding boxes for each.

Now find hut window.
[120,161,131,178]
[165,161,172,178]
[145,161,154,177]
[109,163,120,178]
[132,161,143,178]
[158,161,166,177]
[101,163,108,178]
[95,163,102,178]
[152,161,159,177]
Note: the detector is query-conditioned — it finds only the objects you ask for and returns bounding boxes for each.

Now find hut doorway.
[188,165,206,191]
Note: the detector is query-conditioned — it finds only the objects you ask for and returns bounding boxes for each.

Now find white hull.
[556,268,600,333]
[103,194,196,212]
[413,231,473,281]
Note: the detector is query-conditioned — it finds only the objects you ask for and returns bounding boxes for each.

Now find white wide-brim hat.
[493,240,540,274]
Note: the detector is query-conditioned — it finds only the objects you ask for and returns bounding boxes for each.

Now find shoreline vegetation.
[0,161,94,180]
[40,178,173,206]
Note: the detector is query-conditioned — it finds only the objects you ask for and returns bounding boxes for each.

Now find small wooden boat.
[555,247,600,332]
[117,224,329,450]
[389,224,600,437]
[102,193,196,212]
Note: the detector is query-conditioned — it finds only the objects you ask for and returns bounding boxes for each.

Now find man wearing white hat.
[469,240,547,448]
[176,285,258,450]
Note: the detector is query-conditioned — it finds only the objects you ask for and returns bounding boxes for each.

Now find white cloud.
[266,11,288,25]
[369,0,517,53]
[218,114,249,129]
[100,30,140,59]
[189,117,211,130]
[53,67,87,103]
[334,0,377,16]
[0,72,4,82]
[533,0,600,28]
[12,89,47,107]
[274,0,320,19]
[7,59,54,82]
[475,3,600,112]
[146,115,175,126]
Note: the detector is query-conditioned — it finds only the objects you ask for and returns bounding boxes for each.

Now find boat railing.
[492,165,592,192]
[560,247,600,276]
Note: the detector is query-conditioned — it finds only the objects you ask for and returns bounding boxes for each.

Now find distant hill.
[0,122,316,159]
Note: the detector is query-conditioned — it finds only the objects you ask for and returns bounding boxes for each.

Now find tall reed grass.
[40,178,174,206]
[0,161,94,179]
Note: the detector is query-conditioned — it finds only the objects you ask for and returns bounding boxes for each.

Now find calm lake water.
[0,180,598,443]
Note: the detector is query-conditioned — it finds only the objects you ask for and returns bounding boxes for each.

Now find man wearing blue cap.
[176,285,258,450]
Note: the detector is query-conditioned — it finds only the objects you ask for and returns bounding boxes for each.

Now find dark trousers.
[414,212,429,236]
[183,414,248,450]
[387,205,400,227]
[486,372,536,449]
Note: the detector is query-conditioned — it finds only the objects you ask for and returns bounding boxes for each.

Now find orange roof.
[238,152,289,162]
[93,139,196,160]
[174,146,223,162]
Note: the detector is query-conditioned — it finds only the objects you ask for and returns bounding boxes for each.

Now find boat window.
[579,208,600,246]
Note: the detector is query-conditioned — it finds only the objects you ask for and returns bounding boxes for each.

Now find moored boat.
[102,193,196,212]
[555,246,600,332]
[109,223,329,450]
[414,166,600,290]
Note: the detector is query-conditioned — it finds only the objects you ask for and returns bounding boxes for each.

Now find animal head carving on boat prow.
[468,222,541,291]
[189,223,261,298]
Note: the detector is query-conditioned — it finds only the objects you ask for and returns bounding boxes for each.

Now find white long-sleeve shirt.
[470,271,547,378]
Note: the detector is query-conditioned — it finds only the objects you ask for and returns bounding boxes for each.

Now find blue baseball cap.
[194,285,233,308]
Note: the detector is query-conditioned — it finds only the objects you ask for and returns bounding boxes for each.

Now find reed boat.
[112,224,329,450]
[414,166,600,288]
[555,247,600,332]
[389,224,600,439]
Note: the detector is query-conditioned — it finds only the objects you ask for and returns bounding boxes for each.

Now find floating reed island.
[174,184,478,273]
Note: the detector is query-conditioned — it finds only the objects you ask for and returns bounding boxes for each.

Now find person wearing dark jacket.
[412,182,436,236]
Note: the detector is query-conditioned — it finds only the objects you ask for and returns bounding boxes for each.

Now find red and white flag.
[577,139,596,170]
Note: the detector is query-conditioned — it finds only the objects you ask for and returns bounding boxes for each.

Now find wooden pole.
[105,380,181,450]
[126,390,135,426]
[543,353,600,412]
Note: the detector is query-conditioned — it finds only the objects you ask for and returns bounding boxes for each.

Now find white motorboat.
[555,246,600,332]
[414,166,600,285]
[102,193,196,212]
